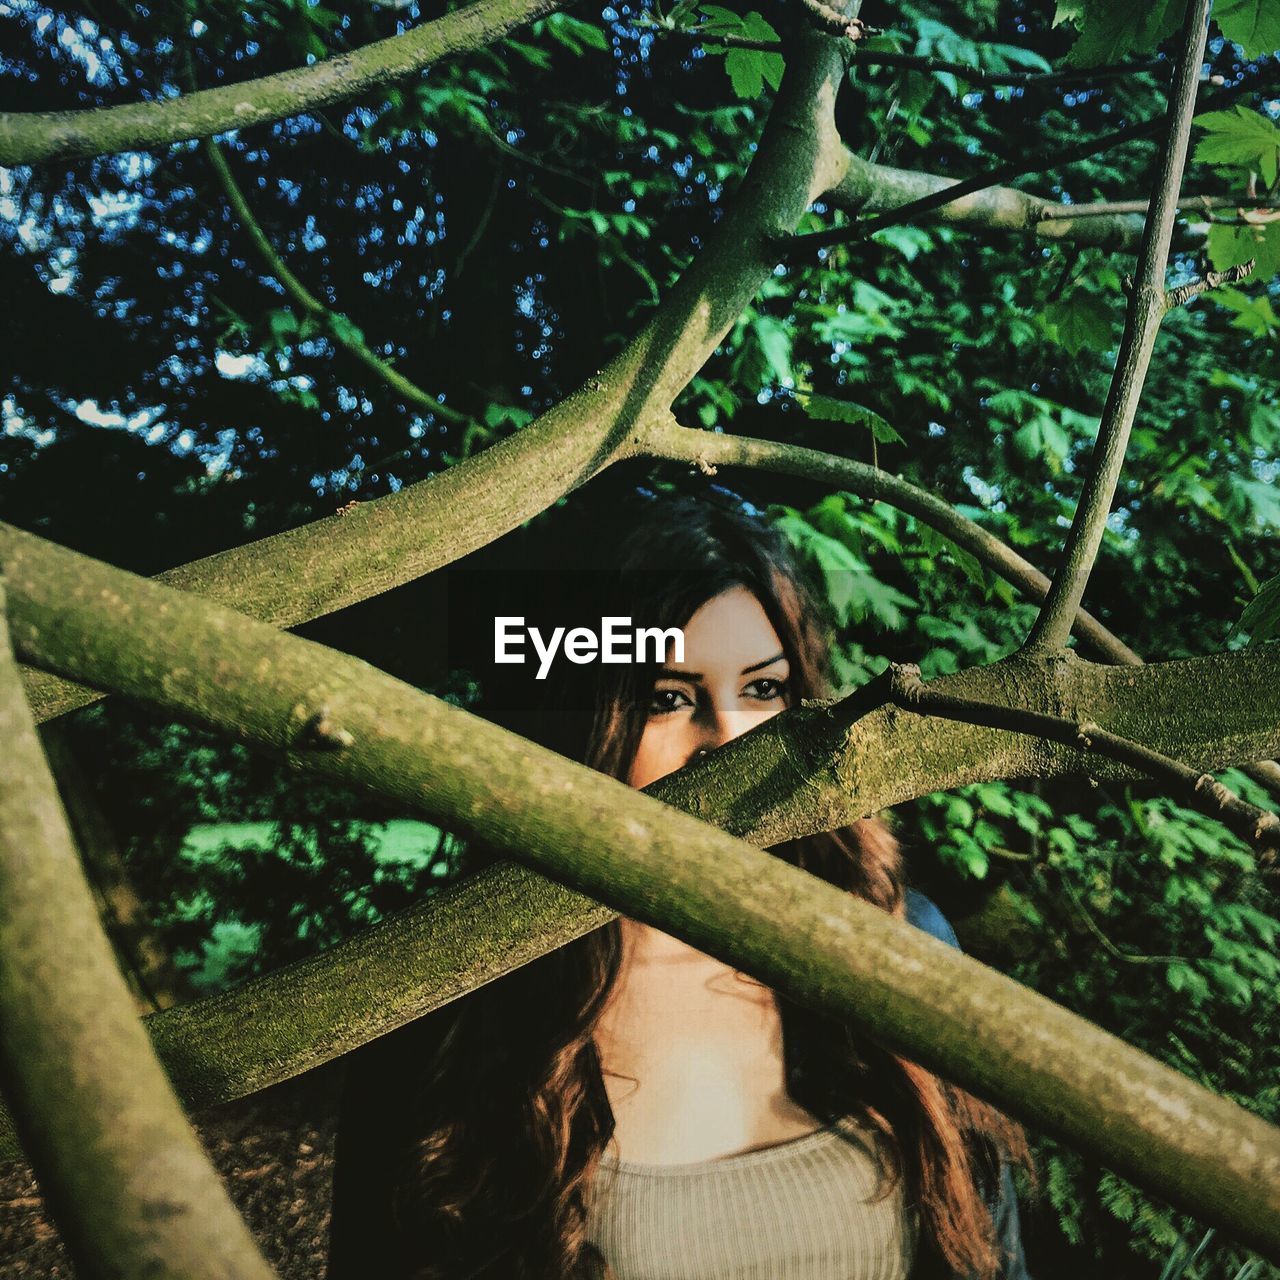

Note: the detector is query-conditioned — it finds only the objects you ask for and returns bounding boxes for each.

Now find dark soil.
[0,1061,346,1279]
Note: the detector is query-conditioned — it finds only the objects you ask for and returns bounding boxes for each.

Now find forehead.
[664,585,785,669]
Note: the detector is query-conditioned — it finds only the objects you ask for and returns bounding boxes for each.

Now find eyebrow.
[656,652,788,682]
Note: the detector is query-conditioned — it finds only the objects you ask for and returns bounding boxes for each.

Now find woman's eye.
[648,687,694,715]
[746,677,788,701]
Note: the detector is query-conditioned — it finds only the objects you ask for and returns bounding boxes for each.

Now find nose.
[689,706,756,765]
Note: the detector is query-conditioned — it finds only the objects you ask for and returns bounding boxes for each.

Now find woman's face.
[625,585,792,790]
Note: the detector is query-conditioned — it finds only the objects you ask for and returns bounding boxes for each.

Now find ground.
[0,1060,345,1278]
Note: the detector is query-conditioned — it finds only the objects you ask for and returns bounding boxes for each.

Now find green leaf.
[984,43,1053,73]
[752,313,793,383]
[1236,574,1280,644]
[725,47,765,98]
[697,9,782,98]
[1207,221,1280,284]
[799,394,904,443]
[1044,291,1113,356]
[1166,962,1211,1003]
[1214,286,1279,336]
[1193,106,1280,186]
[1214,0,1280,58]
[1061,0,1181,66]
[327,313,367,348]
[267,308,298,344]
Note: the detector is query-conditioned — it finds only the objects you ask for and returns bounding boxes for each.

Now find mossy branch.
[827,149,1180,252]
[2,525,1279,1257]
[0,580,278,1280]
[787,65,1275,259]
[0,0,570,167]
[880,661,1279,866]
[18,22,853,724]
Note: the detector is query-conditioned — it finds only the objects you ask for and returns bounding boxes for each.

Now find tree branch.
[18,408,1280,800]
[787,68,1275,259]
[826,148,1151,250]
[1022,0,1212,652]
[880,661,1279,864]
[2,523,1278,1258]
[204,138,468,425]
[640,419,1280,802]
[825,154,1279,250]
[1037,194,1280,220]
[841,50,1167,88]
[0,0,570,167]
[641,416,1141,659]
[0,579,278,1280]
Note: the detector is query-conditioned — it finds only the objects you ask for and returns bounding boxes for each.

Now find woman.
[328,488,1032,1279]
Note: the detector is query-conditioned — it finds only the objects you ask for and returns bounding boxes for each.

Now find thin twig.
[1165,258,1255,306]
[203,137,468,426]
[1038,194,1280,220]
[1021,0,1212,652]
[1058,875,1184,966]
[878,661,1280,866]
[843,50,1166,88]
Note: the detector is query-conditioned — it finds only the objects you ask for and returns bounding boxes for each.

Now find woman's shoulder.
[904,888,960,951]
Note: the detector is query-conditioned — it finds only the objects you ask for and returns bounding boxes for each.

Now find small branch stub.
[797,0,872,41]
[294,704,355,751]
[1165,259,1255,308]
[887,661,924,704]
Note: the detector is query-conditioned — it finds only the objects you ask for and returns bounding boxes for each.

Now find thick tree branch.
[653,647,1280,847]
[12,421,1142,725]
[641,419,1280,801]
[0,0,570,167]
[0,581,278,1280]
[204,138,469,425]
[789,69,1275,258]
[1023,0,1211,651]
[827,148,1149,249]
[822,153,1276,250]
[1,524,1279,1258]
[19,410,1280,799]
[6,859,614,1165]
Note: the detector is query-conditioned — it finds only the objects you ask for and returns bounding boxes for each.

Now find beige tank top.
[586,1118,918,1280]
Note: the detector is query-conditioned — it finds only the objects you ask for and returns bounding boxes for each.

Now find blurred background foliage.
[2,0,1279,1274]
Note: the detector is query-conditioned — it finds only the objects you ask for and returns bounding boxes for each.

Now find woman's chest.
[586,1123,918,1280]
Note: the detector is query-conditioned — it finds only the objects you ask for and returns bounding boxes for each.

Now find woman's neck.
[592,918,822,1165]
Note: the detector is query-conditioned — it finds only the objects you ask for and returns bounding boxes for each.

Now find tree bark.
[0,582,278,1280]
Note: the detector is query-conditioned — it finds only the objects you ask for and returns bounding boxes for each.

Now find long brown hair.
[351,489,1029,1280]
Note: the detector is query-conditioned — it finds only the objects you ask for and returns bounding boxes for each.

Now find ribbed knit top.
[586,1119,918,1280]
